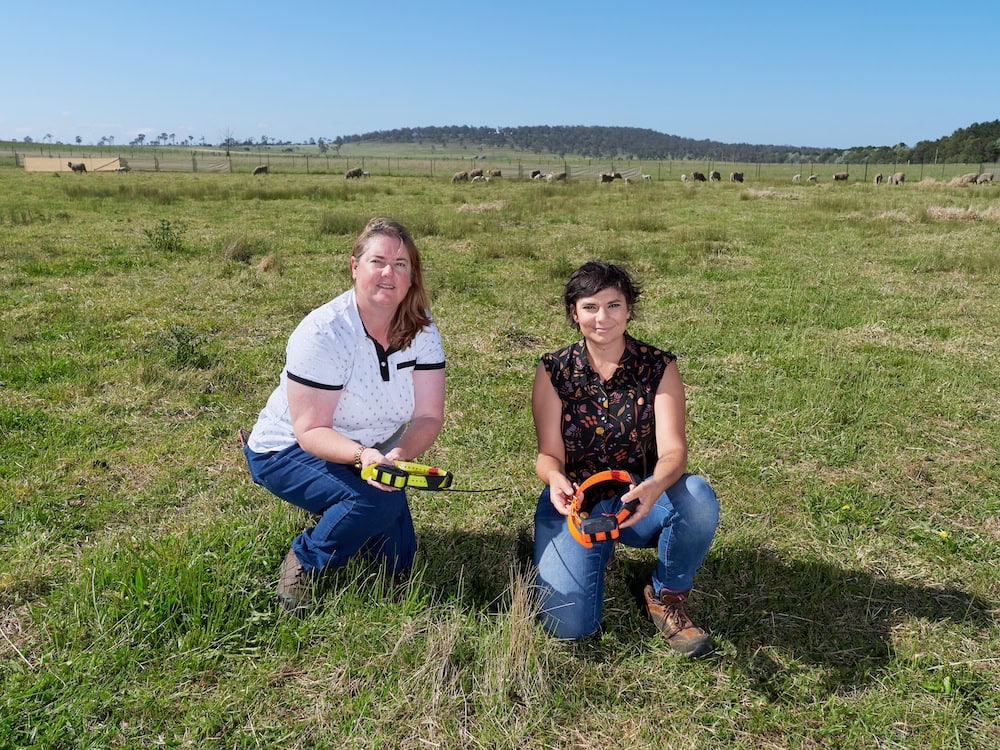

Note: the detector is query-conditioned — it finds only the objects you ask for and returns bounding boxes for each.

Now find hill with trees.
[334,121,1000,165]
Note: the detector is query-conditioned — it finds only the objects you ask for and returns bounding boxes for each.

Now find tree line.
[336,121,1000,164]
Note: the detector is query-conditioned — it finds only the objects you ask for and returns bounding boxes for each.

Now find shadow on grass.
[414,529,995,698]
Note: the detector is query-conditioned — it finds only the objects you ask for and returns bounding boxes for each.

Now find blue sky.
[4,1,998,149]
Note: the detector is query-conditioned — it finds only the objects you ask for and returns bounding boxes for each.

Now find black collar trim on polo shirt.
[362,329,399,383]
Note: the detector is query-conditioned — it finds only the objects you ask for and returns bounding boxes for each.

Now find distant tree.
[44,133,53,143]
[24,136,33,143]
[317,137,329,154]
[76,136,82,145]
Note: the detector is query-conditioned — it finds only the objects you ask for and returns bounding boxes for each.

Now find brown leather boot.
[276,548,311,611]
[643,585,713,658]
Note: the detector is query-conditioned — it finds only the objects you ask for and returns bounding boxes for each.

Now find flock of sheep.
[72,160,997,187]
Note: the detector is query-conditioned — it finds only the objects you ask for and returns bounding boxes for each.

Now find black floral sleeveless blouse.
[540,333,676,483]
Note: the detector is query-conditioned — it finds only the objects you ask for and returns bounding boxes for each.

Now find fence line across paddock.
[8,146,998,183]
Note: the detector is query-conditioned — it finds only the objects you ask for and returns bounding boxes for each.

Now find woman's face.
[572,286,630,346]
[351,233,413,311]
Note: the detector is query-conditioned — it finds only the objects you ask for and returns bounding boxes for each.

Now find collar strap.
[567,469,638,548]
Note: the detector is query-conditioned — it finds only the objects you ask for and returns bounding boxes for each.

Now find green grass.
[1,167,998,748]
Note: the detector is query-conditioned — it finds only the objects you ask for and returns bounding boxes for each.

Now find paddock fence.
[6,145,998,184]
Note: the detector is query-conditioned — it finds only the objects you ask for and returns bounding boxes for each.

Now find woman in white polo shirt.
[243,217,446,611]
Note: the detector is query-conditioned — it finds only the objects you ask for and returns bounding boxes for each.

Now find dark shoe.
[643,585,713,658]
[276,548,311,611]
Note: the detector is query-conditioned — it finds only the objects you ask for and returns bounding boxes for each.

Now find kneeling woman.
[243,217,446,610]
[531,260,719,657]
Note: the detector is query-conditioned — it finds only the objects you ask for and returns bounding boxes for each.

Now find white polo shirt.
[248,288,445,454]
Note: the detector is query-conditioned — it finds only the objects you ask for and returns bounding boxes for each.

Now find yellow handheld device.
[361,461,454,490]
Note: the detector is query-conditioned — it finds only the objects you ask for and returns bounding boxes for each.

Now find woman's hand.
[547,472,577,516]
[618,479,661,528]
[359,447,400,492]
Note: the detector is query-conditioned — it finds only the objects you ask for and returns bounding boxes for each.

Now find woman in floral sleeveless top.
[531,260,719,657]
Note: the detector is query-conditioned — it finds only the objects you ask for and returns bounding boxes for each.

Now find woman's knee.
[677,474,720,531]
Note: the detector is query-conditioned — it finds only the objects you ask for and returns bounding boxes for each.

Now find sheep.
[451,170,469,183]
[890,171,905,185]
[68,161,87,173]
[346,167,364,179]
[681,174,688,182]
[361,170,370,177]
[489,169,502,178]
[730,171,744,183]
[600,172,615,183]
[471,175,486,182]
[553,171,567,181]
[833,172,849,181]
[691,171,707,182]
[873,173,883,185]
[530,169,542,179]
[709,170,721,182]
[252,165,269,176]
[976,172,994,184]
[624,176,632,185]
[642,174,651,181]
[469,168,484,179]
[808,175,818,182]
[792,173,801,183]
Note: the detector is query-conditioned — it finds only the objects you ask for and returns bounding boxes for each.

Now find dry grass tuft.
[457,201,505,213]
[925,205,1000,222]
[876,209,913,223]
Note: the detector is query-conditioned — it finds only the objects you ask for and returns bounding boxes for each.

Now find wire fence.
[4,144,997,182]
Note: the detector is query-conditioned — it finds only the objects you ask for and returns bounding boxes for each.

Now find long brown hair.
[352,217,432,350]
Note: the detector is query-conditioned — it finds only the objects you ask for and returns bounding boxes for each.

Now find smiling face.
[351,233,413,312]
[571,286,631,346]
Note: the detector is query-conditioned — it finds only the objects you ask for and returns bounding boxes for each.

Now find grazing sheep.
[530,169,542,179]
[808,175,818,182]
[624,176,632,185]
[792,173,801,183]
[470,168,484,179]
[730,171,744,183]
[691,171,707,182]
[553,171,567,181]
[252,165,269,176]
[346,167,364,179]
[490,169,502,178]
[709,170,721,182]
[954,172,979,186]
[451,170,469,183]
[976,172,994,184]
[890,171,905,185]
[471,175,485,182]
[642,174,651,181]
[681,174,688,182]
[600,172,615,183]
[114,165,130,173]
[873,173,883,185]
[68,161,87,173]
[361,170,370,177]
[833,172,849,181]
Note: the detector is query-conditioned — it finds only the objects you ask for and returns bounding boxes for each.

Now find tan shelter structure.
[24,156,124,172]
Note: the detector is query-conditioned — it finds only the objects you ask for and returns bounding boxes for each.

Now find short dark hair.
[563,260,642,329]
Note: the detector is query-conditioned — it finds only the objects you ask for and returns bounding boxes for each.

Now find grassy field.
[1,166,998,748]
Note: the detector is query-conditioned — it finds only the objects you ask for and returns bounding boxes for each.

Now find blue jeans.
[533,473,719,639]
[244,443,416,575]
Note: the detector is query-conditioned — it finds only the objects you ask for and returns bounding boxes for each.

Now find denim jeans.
[533,473,719,639]
[244,442,416,575]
